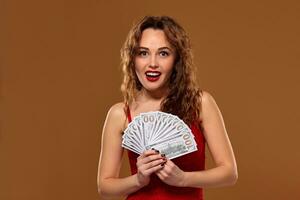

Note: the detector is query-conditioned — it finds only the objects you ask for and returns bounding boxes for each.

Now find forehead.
[139,28,171,48]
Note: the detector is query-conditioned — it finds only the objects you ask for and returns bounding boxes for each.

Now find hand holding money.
[122,111,198,159]
[136,149,167,187]
[155,158,187,187]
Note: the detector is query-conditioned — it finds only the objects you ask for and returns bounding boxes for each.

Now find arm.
[97,103,166,199]
[97,103,141,199]
[156,91,238,188]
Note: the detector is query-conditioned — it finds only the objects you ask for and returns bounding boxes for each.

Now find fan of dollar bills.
[122,111,197,159]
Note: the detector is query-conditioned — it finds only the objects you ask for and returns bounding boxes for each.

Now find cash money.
[122,111,197,159]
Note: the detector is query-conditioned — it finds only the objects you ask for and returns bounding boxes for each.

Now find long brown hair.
[120,16,202,125]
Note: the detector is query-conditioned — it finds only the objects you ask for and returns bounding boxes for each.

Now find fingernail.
[151,148,159,153]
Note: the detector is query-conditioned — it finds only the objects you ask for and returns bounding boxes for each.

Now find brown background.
[1,0,300,199]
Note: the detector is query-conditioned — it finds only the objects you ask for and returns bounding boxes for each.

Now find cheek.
[134,59,142,73]
[134,67,143,80]
[162,59,175,74]
[134,58,146,72]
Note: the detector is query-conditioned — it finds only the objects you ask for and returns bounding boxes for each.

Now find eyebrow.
[137,46,173,51]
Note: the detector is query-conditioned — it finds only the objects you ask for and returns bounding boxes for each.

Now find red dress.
[125,109,206,200]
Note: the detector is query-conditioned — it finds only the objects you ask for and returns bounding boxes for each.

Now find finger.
[163,158,176,168]
[146,153,166,162]
[156,172,164,180]
[139,153,165,165]
[140,149,160,158]
[156,171,164,180]
[144,163,165,175]
[155,159,167,173]
[156,169,168,179]
[143,158,166,170]
[137,150,157,161]
[163,159,180,175]
[160,161,172,174]
[165,159,173,165]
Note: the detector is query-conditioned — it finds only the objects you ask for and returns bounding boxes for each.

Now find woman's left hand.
[155,158,186,187]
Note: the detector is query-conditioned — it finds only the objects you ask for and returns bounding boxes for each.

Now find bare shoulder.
[107,102,126,118]
[199,90,220,121]
[105,102,127,131]
[201,90,217,106]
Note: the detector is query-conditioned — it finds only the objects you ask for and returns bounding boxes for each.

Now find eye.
[138,50,148,57]
[159,51,169,57]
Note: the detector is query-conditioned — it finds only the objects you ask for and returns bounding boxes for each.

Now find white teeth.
[146,72,160,76]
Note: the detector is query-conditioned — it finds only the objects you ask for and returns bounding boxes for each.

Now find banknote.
[122,111,197,159]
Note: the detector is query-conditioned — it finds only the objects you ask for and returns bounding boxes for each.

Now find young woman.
[97,16,238,200]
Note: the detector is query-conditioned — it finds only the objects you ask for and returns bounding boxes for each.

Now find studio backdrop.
[1,0,300,200]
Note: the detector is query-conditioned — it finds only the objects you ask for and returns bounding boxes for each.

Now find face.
[134,28,176,93]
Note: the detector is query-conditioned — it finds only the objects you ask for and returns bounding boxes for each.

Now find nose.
[149,54,158,68]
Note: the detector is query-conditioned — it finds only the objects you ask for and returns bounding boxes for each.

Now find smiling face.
[134,28,176,93]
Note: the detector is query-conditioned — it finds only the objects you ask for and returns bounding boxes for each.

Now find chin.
[140,77,170,93]
[143,84,168,93]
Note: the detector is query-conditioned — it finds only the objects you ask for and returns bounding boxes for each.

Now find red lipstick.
[145,71,161,82]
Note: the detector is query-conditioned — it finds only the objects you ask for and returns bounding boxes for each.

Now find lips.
[145,71,161,82]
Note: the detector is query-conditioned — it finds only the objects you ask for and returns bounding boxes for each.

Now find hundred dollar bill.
[146,133,197,159]
[122,111,198,158]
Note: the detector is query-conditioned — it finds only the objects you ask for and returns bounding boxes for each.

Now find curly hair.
[120,15,202,125]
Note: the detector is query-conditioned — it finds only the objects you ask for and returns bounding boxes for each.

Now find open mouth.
[145,71,161,82]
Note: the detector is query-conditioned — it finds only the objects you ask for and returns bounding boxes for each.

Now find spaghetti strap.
[127,106,132,123]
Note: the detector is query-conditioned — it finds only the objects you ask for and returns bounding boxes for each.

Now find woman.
[97,15,238,200]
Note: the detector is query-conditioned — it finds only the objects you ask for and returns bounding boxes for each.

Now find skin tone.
[134,28,175,98]
[97,28,238,199]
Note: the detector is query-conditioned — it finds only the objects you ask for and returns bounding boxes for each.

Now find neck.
[138,87,169,102]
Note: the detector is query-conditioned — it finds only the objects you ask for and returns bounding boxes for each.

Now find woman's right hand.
[136,149,166,187]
